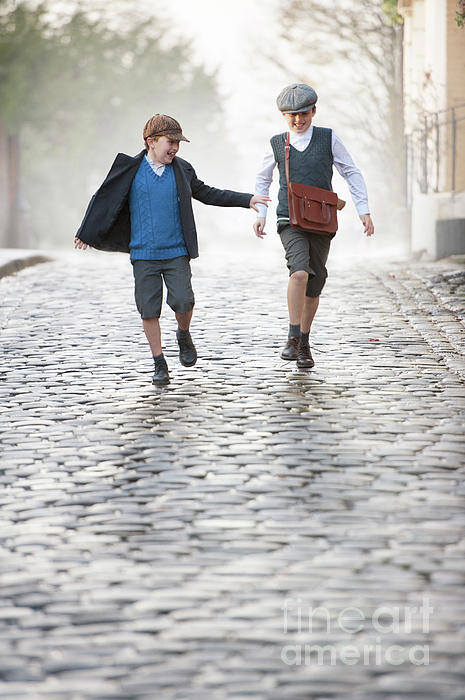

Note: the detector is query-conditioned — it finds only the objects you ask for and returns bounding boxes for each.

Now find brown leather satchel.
[284,132,345,235]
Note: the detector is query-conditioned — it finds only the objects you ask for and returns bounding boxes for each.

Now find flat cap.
[143,114,190,143]
[276,83,318,113]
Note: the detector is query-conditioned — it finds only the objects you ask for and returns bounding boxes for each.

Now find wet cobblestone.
[0,249,464,699]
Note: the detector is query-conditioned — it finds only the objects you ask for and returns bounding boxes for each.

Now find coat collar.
[172,156,188,197]
[116,149,145,165]
[107,150,145,183]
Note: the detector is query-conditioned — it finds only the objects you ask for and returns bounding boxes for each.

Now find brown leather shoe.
[297,340,314,369]
[280,336,299,361]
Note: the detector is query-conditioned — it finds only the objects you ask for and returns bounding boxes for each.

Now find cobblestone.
[0,248,464,698]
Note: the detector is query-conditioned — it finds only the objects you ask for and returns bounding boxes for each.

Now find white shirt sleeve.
[254,150,276,219]
[331,133,370,215]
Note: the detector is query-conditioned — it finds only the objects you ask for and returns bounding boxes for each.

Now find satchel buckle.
[302,197,331,225]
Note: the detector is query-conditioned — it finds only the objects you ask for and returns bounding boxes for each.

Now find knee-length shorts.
[278,224,335,298]
[132,256,195,319]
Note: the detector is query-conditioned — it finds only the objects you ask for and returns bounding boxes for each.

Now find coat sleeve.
[188,164,252,208]
[74,152,142,253]
[75,193,97,241]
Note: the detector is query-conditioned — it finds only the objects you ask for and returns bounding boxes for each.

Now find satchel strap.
[284,131,291,188]
[284,132,296,224]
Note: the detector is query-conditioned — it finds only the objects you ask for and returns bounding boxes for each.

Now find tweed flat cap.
[143,114,190,143]
[276,83,318,113]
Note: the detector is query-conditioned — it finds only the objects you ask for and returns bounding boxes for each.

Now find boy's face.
[147,135,180,165]
[282,107,316,134]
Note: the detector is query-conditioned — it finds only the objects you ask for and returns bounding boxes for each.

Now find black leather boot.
[176,330,197,367]
[153,357,170,385]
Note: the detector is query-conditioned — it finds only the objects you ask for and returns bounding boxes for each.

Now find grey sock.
[300,331,310,344]
[289,323,301,338]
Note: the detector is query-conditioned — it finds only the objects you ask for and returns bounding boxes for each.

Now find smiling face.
[146,135,180,165]
[282,106,316,134]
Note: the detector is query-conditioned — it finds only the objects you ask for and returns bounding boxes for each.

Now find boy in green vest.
[253,84,374,369]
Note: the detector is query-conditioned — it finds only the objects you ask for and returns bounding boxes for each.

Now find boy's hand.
[74,237,90,250]
[249,195,270,212]
[360,214,374,237]
[254,218,266,238]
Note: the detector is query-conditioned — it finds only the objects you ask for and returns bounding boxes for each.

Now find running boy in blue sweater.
[75,114,269,385]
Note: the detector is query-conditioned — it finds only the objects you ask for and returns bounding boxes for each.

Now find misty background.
[0,0,404,263]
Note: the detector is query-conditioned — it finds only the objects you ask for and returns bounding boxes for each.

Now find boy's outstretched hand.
[253,218,266,238]
[74,237,90,250]
[360,214,374,237]
[249,195,270,212]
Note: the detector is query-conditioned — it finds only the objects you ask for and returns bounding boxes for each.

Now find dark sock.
[153,353,164,366]
[289,323,300,339]
[176,328,190,338]
[300,331,310,344]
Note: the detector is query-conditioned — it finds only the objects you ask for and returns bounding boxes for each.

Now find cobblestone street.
[1,247,465,699]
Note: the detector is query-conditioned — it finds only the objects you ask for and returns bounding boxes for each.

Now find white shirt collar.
[145,154,165,175]
[289,125,314,146]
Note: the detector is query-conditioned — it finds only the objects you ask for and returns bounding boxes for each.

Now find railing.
[405,102,465,204]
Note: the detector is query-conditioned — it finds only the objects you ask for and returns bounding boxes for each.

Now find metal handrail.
[409,105,465,134]
[406,103,465,195]
[424,102,465,117]
[410,114,465,133]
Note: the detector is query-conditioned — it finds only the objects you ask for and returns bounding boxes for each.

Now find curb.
[0,255,53,279]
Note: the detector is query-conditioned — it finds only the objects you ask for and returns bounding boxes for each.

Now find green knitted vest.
[271,127,333,222]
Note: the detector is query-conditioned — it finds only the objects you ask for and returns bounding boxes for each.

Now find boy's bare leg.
[282,273,316,369]
[301,296,319,334]
[142,318,162,356]
[281,270,308,360]
[287,270,309,324]
[175,309,193,331]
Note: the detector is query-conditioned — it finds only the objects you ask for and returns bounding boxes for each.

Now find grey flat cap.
[276,83,318,113]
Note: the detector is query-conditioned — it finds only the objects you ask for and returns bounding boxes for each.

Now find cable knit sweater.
[129,157,188,261]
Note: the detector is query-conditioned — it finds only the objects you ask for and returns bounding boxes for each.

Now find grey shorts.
[132,257,195,319]
[278,224,334,298]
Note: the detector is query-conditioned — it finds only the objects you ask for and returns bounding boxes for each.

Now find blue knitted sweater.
[129,157,188,261]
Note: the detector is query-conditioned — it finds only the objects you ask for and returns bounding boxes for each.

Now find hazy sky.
[150,0,288,150]
[146,0,289,243]
[44,0,289,174]
[41,0,352,170]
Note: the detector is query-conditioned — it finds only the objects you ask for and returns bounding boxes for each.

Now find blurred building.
[398,0,465,259]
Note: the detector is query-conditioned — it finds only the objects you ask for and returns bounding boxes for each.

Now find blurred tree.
[274,0,405,230]
[456,0,465,27]
[0,1,49,245]
[0,0,230,248]
[382,0,403,24]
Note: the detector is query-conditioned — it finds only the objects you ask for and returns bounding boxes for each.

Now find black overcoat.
[76,150,253,259]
